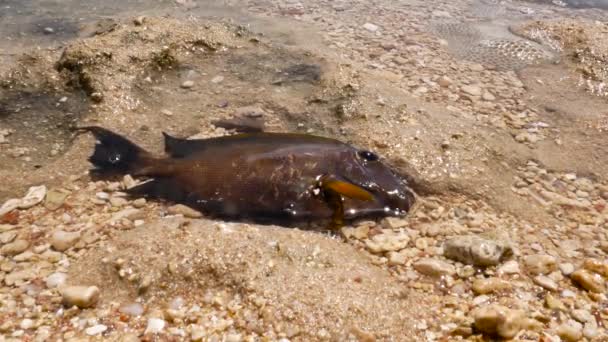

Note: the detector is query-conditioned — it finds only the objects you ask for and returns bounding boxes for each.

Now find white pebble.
[145,318,165,334]
[85,324,107,336]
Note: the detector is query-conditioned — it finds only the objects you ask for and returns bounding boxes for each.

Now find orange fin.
[322,179,374,201]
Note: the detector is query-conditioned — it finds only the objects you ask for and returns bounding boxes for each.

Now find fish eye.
[357,150,379,162]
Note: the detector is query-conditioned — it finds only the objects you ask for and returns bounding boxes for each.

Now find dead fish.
[79,126,415,229]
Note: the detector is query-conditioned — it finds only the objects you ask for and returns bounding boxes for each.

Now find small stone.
[443,235,512,266]
[95,192,110,200]
[340,225,369,240]
[533,275,558,291]
[473,304,524,339]
[523,254,557,275]
[145,318,165,334]
[0,239,29,256]
[556,320,583,342]
[438,76,452,87]
[365,230,410,253]
[570,269,605,293]
[181,80,195,89]
[5,269,36,285]
[413,258,456,277]
[20,319,34,330]
[211,76,224,83]
[498,260,520,275]
[583,323,599,339]
[560,263,575,276]
[61,286,100,308]
[472,277,512,294]
[45,272,68,288]
[108,196,127,207]
[461,85,482,96]
[387,251,407,266]
[191,325,205,341]
[167,204,203,218]
[19,185,47,209]
[0,231,16,244]
[43,27,55,34]
[120,303,144,316]
[50,230,81,252]
[482,92,496,101]
[381,217,408,229]
[85,324,107,336]
[571,310,594,324]
[545,294,566,311]
[235,105,265,118]
[225,334,242,342]
[133,198,147,208]
[362,23,379,32]
[582,259,608,277]
[44,188,69,211]
[133,16,146,26]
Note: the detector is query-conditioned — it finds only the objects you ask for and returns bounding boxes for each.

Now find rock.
[85,324,107,336]
[109,197,128,207]
[191,325,205,341]
[533,275,558,291]
[362,23,379,32]
[443,236,512,266]
[5,269,36,285]
[571,309,594,324]
[582,259,608,277]
[472,278,511,294]
[110,208,142,222]
[570,270,605,293]
[0,231,16,244]
[61,286,100,308]
[181,80,195,89]
[133,198,147,208]
[523,254,557,275]
[438,76,452,87]
[145,318,165,334]
[20,318,34,330]
[211,75,224,83]
[120,303,144,316]
[413,258,456,277]
[583,323,599,339]
[46,272,68,288]
[43,27,55,34]
[481,92,496,101]
[50,230,81,252]
[340,225,369,240]
[0,198,20,216]
[498,260,520,275]
[365,230,410,253]
[167,204,203,218]
[225,334,242,342]
[19,185,47,209]
[387,251,407,266]
[559,263,575,276]
[235,105,265,118]
[461,85,482,96]
[473,304,524,339]
[381,217,408,229]
[44,188,69,211]
[0,239,29,256]
[133,16,146,26]
[556,320,583,342]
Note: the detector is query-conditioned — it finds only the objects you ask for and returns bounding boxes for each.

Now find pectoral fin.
[317,175,374,230]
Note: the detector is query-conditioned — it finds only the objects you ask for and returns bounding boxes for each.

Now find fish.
[78,126,415,229]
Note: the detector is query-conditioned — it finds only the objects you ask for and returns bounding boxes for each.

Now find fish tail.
[76,126,154,174]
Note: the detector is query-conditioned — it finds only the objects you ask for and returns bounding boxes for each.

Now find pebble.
[109,197,128,207]
[570,269,605,293]
[438,76,452,87]
[0,239,29,256]
[557,320,583,342]
[61,286,100,308]
[387,251,407,265]
[481,92,496,101]
[133,198,147,208]
[20,319,34,330]
[211,75,224,83]
[167,204,203,218]
[571,309,594,324]
[365,230,410,253]
[582,259,608,277]
[95,192,110,201]
[45,272,68,288]
[461,85,482,96]
[85,324,107,336]
[145,318,166,334]
[523,254,557,275]
[472,304,524,339]
[0,231,16,244]
[583,323,599,339]
[472,277,512,294]
[43,27,55,34]
[120,303,144,316]
[50,230,81,252]
[533,275,558,291]
[362,23,379,32]
[413,258,456,277]
[559,263,575,276]
[497,260,520,275]
[443,235,512,266]
[5,269,36,285]
[181,80,195,89]
[44,188,69,211]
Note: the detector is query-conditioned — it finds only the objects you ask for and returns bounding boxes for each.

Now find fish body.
[81,126,415,227]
